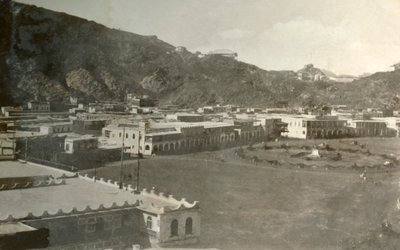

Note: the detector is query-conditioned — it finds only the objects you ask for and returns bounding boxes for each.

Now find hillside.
[0,2,399,109]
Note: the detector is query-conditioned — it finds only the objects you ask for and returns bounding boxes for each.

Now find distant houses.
[208,49,238,59]
[26,101,50,112]
[297,64,328,82]
[391,62,400,71]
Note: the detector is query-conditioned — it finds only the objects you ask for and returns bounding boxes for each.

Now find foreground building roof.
[0,161,199,222]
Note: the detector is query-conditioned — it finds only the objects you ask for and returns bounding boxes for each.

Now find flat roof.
[152,121,233,129]
[234,119,257,123]
[0,161,137,219]
[351,120,387,123]
[0,161,198,220]
[65,135,97,142]
[40,122,73,127]
[175,113,203,117]
[0,161,65,178]
[146,131,181,136]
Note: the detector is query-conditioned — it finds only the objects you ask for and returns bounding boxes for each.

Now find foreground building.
[0,161,200,249]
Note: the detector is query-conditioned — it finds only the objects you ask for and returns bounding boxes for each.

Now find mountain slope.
[1,2,399,109]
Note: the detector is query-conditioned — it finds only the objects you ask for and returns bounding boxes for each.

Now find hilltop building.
[126,94,158,108]
[391,62,400,71]
[208,49,238,59]
[297,64,328,81]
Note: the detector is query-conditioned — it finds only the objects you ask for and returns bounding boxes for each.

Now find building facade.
[40,122,73,135]
[27,101,50,112]
[281,116,348,139]
[64,136,98,154]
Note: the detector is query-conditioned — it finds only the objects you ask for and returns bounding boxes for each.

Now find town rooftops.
[65,135,97,142]
[151,121,233,129]
[145,130,182,137]
[233,119,257,123]
[350,119,387,123]
[175,113,203,117]
[39,122,73,127]
[0,161,199,222]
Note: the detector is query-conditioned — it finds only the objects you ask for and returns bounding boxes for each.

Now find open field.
[84,138,400,250]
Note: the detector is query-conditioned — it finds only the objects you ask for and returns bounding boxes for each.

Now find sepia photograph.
[1,0,400,249]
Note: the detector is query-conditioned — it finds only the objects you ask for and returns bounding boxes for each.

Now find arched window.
[96,217,105,232]
[145,145,150,150]
[185,217,193,235]
[122,214,131,227]
[170,219,178,237]
[146,216,152,229]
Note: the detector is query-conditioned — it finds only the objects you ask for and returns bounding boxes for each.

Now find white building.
[40,122,73,135]
[281,115,348,139]
[372,117,400,137]
[100,120,240,155]
[64,136,98,154]
[26,101,50,112]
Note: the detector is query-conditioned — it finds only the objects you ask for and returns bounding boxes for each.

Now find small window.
[119,132,122,138]
[86,217,96,233]
[126,133,128,138]
[132,133,135,139]
[146,216,153,229]
[185,217,193,235]
[170,219,178,237]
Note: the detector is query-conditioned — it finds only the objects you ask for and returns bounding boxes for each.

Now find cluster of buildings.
[1,97,400,161]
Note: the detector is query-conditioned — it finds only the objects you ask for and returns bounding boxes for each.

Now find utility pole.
[135,130,141,192]
[119,126,125,189]
[11,124,16,160]
[23,137,28,163]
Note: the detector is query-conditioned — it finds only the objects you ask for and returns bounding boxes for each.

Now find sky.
[17,0,400,75]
